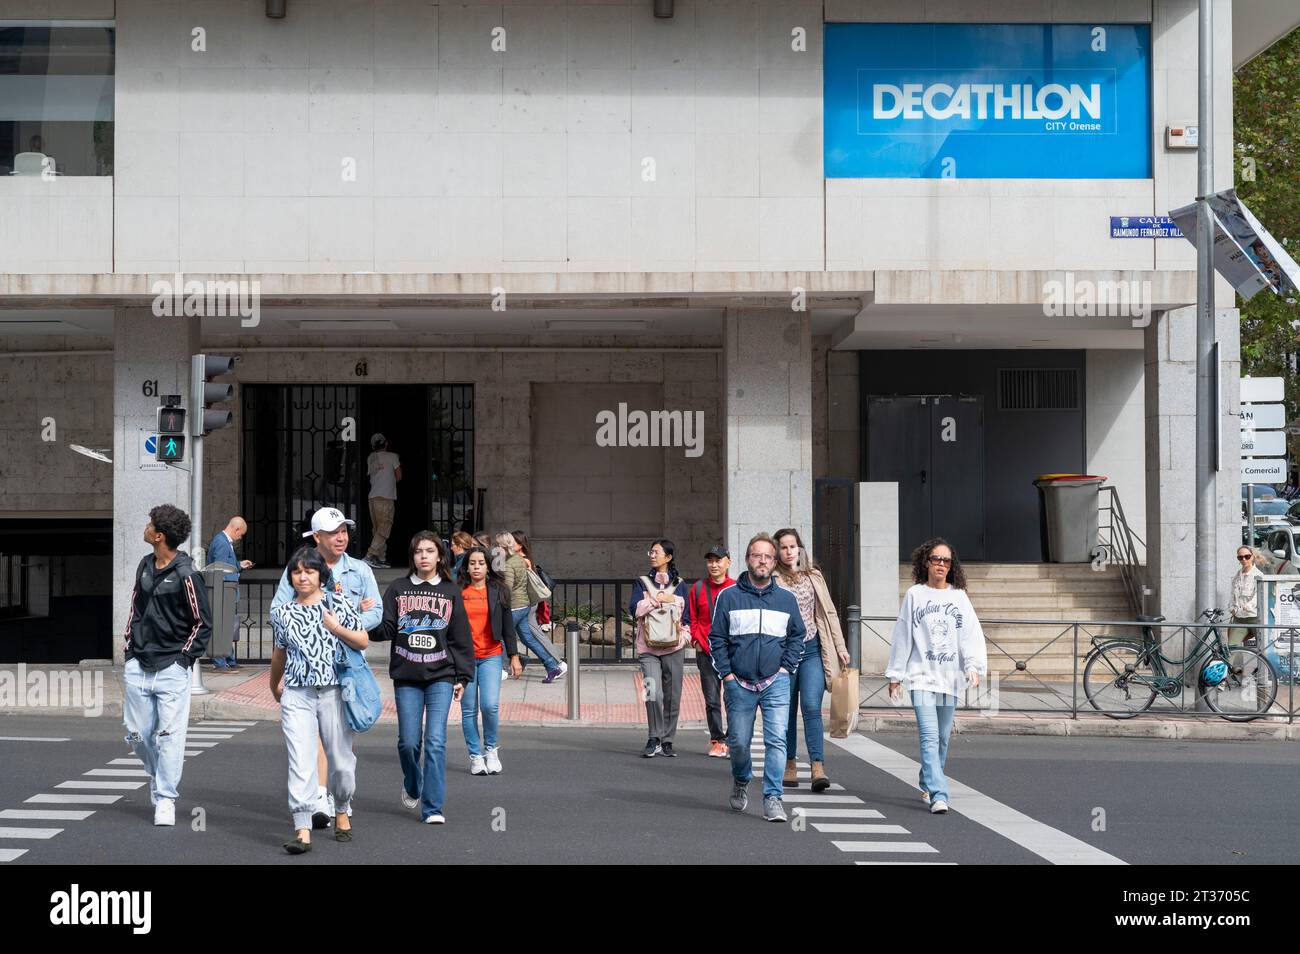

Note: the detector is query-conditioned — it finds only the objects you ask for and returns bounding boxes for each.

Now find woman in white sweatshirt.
[886,538,987,815]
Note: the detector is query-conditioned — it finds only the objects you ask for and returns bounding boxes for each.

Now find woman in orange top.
[456,547,522,775]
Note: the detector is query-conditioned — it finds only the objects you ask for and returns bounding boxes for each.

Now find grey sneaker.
[763,796,787,823]
[729,780,749,813]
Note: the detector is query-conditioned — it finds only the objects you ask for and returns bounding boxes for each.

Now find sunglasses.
[928,556,953,566]
[1238,554,1253,561]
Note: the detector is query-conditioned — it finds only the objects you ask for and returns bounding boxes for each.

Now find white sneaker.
[485,747,502,775]
[424,813,446,824]
[469,755,488,776]
[930,799,949,814]
[400,787,419,811]
[153,800,175,826]
[920,790,930,805]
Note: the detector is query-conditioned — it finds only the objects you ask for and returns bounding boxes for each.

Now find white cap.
[303,506,355,537]
[371,433,386,448]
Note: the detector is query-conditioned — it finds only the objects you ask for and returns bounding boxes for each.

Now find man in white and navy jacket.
[708,532,805,824]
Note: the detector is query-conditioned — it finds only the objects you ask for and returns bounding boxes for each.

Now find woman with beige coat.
[773,528,851,793]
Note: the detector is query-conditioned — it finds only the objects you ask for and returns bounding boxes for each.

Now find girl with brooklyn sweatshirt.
[886,538,987,816]
[372,531,474,824]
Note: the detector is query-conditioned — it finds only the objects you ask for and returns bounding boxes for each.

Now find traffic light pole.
[190,353,207,571]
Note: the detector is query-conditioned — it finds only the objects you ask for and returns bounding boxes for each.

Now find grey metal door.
[866,395,985,561]
[930,396,985,560]
[866,397,930,560]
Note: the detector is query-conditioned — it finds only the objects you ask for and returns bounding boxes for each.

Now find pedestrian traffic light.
[192,354,236,435]
[156,396,187,463]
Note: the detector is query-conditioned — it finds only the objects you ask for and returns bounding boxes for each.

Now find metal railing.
[845,607,1298,722]
[1097,485,1148,618]
[231,576,660,665]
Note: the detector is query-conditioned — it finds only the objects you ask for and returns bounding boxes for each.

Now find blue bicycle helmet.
[1201,659,1229,686]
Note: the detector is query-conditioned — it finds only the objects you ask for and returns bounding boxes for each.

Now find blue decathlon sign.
[824,23,1152,179]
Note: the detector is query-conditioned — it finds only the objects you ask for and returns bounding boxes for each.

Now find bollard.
[190,659,209,696]
[846,604,861,672]
[565,621,581,720]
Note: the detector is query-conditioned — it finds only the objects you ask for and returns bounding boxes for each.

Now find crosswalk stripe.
[26,794,122,805]
[183,742,219,748]
[832,841,939,853]
[781,794,863,803]
[790,808,885,818]
[191,721,254,727]
[184,733,234,739]
[55,780,145,790]
[184,751,203,756]
[0,827,62,839]
[108,758,145,766]
[785,782,845,791]
[855,861,957,865]
[83,769,151,777]
[0,810,94,821]
[811,823,910,835]
[0,849,28,862]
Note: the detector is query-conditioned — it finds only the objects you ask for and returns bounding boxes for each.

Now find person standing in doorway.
[709,533,803,823]
[372,532,474,824]
[207,515,253,670]
[688,544,735,757]
[630,540,692,758]
[272,506,382,827]
[496,531,566,682]
[773,528,851,793]
[122,504,212,827]
[365,434,401,568]
[886,538,987,816]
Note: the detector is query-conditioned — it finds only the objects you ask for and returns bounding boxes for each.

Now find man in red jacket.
[689,544,736,757]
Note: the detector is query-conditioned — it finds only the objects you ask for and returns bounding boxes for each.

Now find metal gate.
[813,478,857,618]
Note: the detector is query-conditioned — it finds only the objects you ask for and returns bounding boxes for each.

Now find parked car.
[1242,483,1279,503]
[1260,527,1300,575]
[1244,498,1292,534]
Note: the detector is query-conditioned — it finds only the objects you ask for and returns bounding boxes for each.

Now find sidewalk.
[2,663,1298,739]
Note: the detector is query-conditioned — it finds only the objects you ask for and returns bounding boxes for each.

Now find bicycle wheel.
[1084,642,1157,718]
[1200,648,1279,722]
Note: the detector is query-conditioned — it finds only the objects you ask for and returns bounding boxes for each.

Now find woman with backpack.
[512,529,556,637]
[457,546,523,776]
[495,531,566,683]
[372,531,474,825]
[773,528,852,793]
[269,545,371,854]
[886,538,988,815]
[629,539,692,758]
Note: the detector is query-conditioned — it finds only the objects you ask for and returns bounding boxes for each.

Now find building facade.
[2,0,1293,664]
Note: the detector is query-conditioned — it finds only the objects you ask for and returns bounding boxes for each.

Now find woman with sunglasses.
[1229,546,1265,646]
[886,538,987,815]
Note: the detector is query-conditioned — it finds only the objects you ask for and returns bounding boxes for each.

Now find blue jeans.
[122,658,192,803]
[460,652,503,756]
[511,606,559,671]
[911,690,957,804]
[785,637,825,762]
[724,673,791,799]
[395,681,455,819]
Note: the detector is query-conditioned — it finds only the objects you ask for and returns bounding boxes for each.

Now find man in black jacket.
[122,504,211,827]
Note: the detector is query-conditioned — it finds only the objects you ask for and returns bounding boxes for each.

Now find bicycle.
[1082,609,1279,722]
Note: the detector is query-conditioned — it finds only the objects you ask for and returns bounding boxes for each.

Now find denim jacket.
[272,551,383,631]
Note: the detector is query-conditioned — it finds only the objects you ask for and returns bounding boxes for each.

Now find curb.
[857,713,1300,741]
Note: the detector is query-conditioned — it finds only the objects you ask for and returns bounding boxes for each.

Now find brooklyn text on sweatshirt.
[886,584,988,698]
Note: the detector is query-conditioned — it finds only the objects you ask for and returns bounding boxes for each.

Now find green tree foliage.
[1235,27,1300,396]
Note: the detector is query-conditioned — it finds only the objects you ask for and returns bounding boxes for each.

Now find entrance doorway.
[866,395,985,561]
[241,384,474,568]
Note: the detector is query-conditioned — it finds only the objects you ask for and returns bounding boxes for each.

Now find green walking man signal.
[156,395,187,463]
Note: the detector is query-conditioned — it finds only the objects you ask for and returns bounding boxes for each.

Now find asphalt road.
[0,714,1295,865]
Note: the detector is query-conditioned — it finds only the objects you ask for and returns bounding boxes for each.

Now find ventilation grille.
[998,368,1079,411]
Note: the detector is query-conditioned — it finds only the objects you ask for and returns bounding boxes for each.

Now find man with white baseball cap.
[365,434,401,568]
[272,505,382,827]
